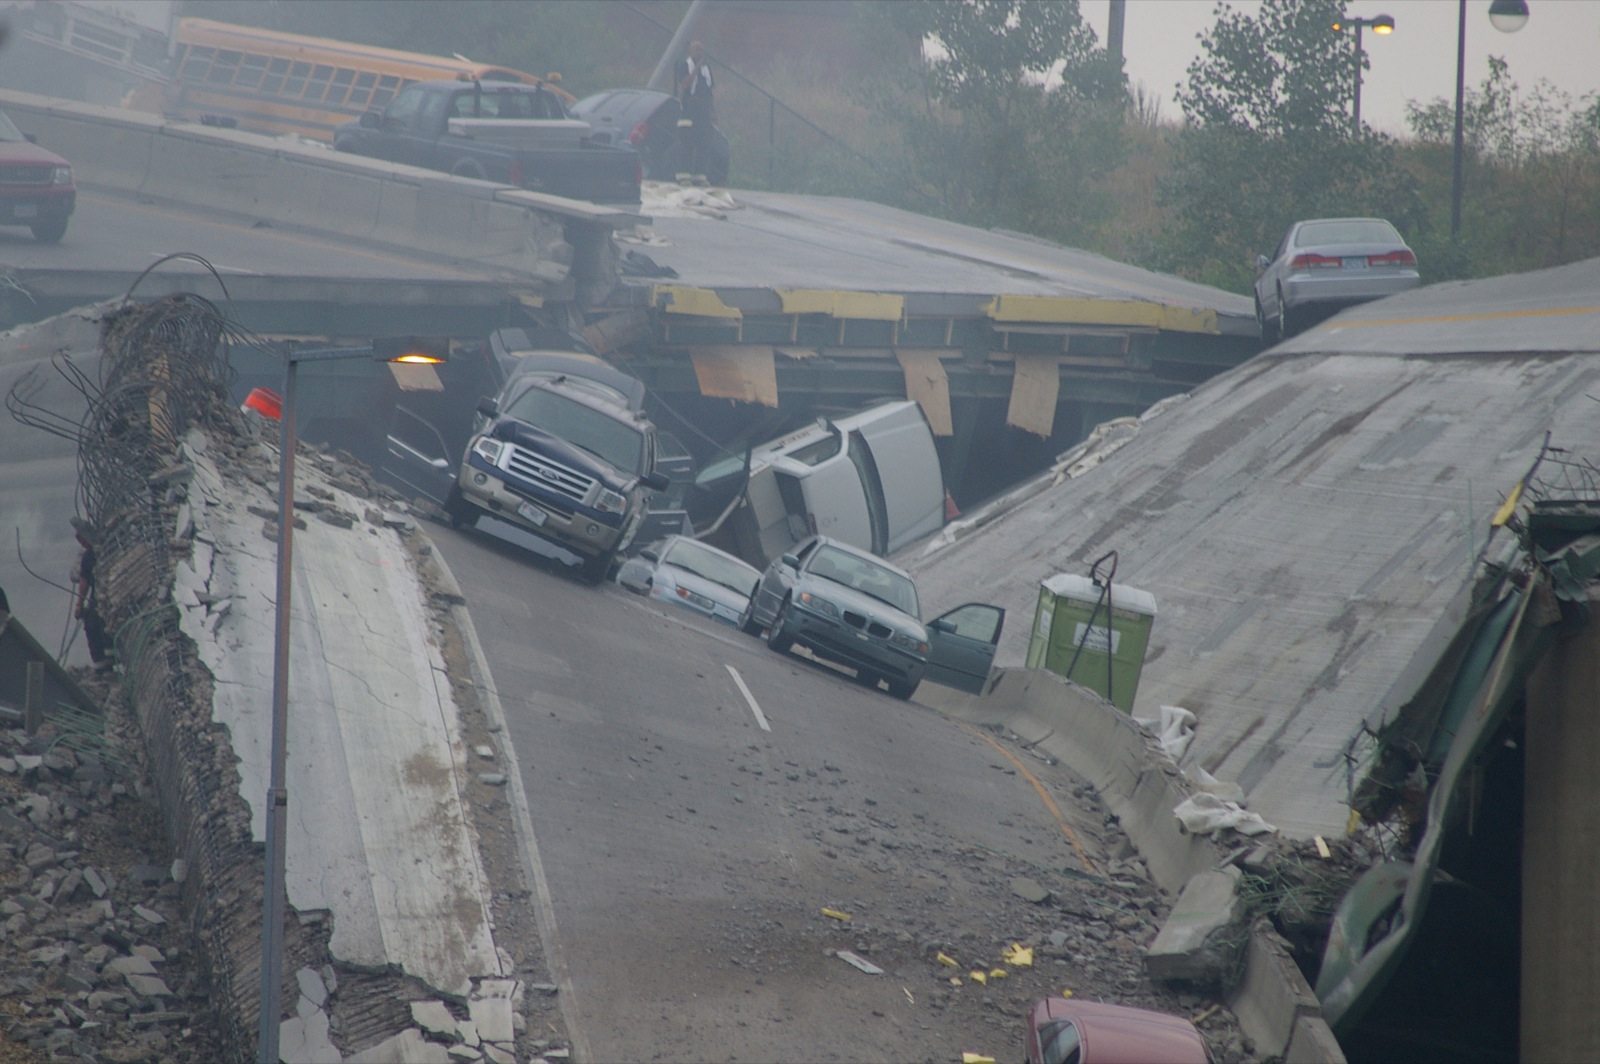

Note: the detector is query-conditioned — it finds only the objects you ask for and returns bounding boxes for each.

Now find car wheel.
[854,668,881,690]
[1278,289,1297,339]
[442,484,477,530]
[1254,295,1268,342]
[766,599,795,654]
[885,676,917,700]
[30,217,67,244]
[738,597,763,637]
[578,550,612,586]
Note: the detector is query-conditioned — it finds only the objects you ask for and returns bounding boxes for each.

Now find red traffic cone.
[944,488,961,521]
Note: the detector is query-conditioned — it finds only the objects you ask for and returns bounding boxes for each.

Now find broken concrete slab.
[347,1028,453,1064]
[1145,866,1250,989]
[1011,875,1052,903]
[468,994,514,1045]
[296,966,328,1008]
[410,1000,457,1039]
[122,972,172,998]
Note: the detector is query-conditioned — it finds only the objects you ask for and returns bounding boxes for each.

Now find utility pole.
[1107,0,1125,65]
[647,0,707,93]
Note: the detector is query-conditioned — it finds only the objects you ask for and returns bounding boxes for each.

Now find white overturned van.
[695,400,945,567]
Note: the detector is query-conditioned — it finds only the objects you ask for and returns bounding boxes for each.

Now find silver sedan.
[616,535,761,626]
[1255,218,1420,341]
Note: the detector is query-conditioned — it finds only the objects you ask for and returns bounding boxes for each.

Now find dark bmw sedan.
[741,535,1004,700]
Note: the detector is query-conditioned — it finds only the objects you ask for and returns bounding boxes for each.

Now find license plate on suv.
[12,204,38,219]
[517,500,548,526]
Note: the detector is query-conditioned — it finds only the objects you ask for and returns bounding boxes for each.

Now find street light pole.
[1333,14,1396,136]
[255,338,448,1064]
[1454,0,1531,240]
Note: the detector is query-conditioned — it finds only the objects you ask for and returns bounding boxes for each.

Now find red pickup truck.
[0,107,75,243]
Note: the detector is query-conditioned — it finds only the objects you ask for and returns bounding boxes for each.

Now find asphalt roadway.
[429,519,1127,1063]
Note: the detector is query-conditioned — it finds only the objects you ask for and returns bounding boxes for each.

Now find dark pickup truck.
[333,79,641,205]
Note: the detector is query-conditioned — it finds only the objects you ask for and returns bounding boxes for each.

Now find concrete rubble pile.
[0,708,226,1062]
[0,298,573,1063]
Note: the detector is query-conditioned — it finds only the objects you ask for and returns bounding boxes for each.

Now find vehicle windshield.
[0,110,25,142]
[663,540,756,594]
[504,387,644,473]
[808,546,919,617]
[1037,1019,1082,1064]
[1296,220,1401,246]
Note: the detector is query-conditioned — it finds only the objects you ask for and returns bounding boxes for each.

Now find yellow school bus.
[164,19,571,142]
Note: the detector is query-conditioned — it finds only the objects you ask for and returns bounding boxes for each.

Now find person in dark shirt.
[676,40,715,182]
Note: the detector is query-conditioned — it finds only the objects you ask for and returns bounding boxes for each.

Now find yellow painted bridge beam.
[777,289,905,321]
[987,294,1219,335]
[652,285,742,319]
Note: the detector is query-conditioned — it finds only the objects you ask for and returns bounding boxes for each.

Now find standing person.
[676,40,714,183]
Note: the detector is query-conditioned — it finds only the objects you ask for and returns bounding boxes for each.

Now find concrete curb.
[919,668,1346,1062]
[420,531,595,1064]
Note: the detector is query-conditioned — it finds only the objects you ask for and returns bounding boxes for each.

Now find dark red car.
[1025,997,1213,1064]
[0,106,76,243]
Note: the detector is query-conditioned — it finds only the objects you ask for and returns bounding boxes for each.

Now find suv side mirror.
[642,471,670,492]
[475,397,499,419]
[359,110,382,129]
[929,617,954,633]
[1254,254,1270,272]
[780,553,800,569]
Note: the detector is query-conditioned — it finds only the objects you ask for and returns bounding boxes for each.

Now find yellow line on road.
[1321,303,1600,329]
[958,720,1098,876]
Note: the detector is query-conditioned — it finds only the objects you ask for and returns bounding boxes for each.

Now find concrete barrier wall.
[922,668,1217,893]
[0,88,597,286]
[920,668,1345,1063]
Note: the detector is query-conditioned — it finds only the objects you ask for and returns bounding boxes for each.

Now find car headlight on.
[471,436,504,466]
[593,487,627,514]
[51,166,72,185]
[797,591,839,618]
[889,631,929,655]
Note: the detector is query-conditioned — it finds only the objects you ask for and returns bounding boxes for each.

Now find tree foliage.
[1405,59,1600,276]
[1153,0,1422,293]
[865,0,1128,246]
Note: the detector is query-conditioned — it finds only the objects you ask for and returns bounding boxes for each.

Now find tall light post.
[256,337,448,1064]
[1453,0,1530,239]
[1333,13,1396,135]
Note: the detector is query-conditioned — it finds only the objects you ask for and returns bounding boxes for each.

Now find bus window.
[180,46,214,80]
[261,57,289,95]
[205,49,241,85]
[237,54,269,90]
[327,68,355,106]
[348,71,377,109]
[305,64,335,101]
[371,75,402,109]
[283,61,310,97]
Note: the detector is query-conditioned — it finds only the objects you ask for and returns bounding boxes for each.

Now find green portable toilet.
[1025,572,1157,712]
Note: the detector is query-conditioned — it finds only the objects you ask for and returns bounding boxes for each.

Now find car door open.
[923,602,1005,693]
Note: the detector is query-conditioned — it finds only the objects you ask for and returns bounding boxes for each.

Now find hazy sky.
[1079,0,1600,135]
